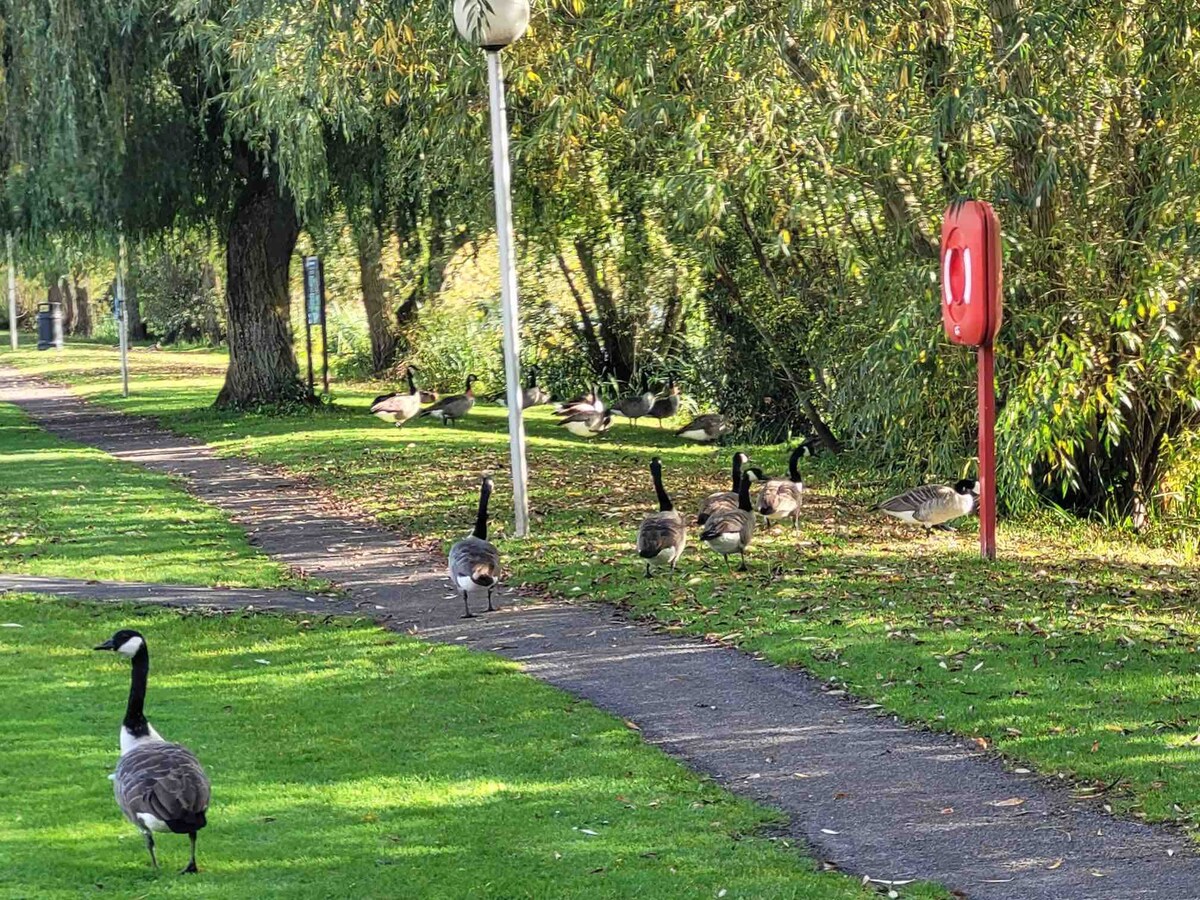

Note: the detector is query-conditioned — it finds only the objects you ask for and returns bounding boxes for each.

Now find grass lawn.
[0,401,298,589]
[0,596,942,899]
[4,341,1200,833]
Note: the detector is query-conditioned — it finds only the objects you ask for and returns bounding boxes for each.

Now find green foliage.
[132,239,224,346]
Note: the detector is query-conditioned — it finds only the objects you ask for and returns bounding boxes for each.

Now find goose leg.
[723,554,731,574]
[644,562,652,579]
[182,833,198,874]
[461,591,475,619]
[486,588,495,612]
[738,549,748,573]
[143,830,158,869]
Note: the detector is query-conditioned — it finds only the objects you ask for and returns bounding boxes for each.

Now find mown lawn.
[0,401,299,589]
[0,597,932,899]
[4,341,1199,832]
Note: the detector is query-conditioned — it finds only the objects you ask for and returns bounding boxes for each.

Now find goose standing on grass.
[757,445,807,531]
[448,476,501,618]
[872,479,979,532]
[417,374,478,425]
[94,630,210,874]
[700,471,756,572]
[611,390,656,426]
[637,457,687,578]
[519,366,551,409]
[676,413,729,444]
[697,452,764,525]
[554,385,604,417]
[557,409,613,438]
[647,380,681,428]
[369,369,423,426]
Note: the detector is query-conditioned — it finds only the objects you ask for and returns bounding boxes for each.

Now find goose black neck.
[651,464,673,512]
[124,646,151,738]
[789,446,804,482]
[473,483,491,540]
[526,369,536,389]
[737,474,752,511]
[406,370,418,395]
[730,455,744,491]
[465,377,475,396]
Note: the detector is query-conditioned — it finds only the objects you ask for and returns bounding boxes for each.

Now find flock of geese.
[89,374,979,875]
[371,370,732,443]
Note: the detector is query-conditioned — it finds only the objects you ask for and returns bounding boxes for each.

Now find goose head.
[954,478,979,496]
[95,629,146,658]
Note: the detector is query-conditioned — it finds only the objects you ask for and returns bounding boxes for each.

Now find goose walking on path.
[94,630,210,874]
[448,476,501,618]
[369,369,424,426]
[757,445,807,531]
[872,479,979,532]
[637,457,687,578]
[676,414,729,444]
[700,471,756,572]
[647,381,681,428]
[697,452,764,525]
[611,390,656,426]
[417,374,478,425]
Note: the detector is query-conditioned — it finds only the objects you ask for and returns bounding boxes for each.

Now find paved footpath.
[3,366,1199,900]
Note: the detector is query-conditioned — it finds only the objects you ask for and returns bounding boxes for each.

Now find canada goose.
[611,390,656,425]
[94,630,210,874]
[637,457,687,578]
[872,478,980,531]
[417,374,478,425]
[700,471,756,572]
[676,413,729,443]
[554,385,604,417]
[520,366,551,408]
[647,380,681,428]
[697,452,765,525]
[369,369,423,426]
[558,409,613,438]
[757,445,806,531]
[448,476,501,618]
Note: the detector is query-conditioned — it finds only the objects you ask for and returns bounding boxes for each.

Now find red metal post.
[977,343,997,559]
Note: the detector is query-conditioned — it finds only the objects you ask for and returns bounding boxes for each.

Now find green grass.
[0,402,299,589]
[0,596,947,899]
[4,341,1200,835]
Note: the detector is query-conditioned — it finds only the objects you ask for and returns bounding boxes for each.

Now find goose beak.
[93,639,115,651]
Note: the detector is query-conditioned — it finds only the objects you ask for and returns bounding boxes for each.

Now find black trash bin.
[36,302,62,351]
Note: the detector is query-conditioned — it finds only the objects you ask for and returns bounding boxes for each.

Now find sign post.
[302,256,328,397]
[116,235,130,398]
[941,201,1003,560]
[6,233,16,350]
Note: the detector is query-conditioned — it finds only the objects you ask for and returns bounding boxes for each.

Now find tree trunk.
[52,276,75,334]
[355,222,398,372]
[72,273,93,337]
[574,239,637,385]
[127,280,148,341]
[215,170,305,408]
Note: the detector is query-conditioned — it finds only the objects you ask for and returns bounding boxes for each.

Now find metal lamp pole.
[454,0,532,537]
[117,234,130,397]
[486,49,530,537]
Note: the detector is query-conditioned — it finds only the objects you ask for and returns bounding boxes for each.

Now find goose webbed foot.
[181,834,198,874]
[738,550,749,572]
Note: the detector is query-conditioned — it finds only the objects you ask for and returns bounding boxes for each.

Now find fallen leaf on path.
[990,797,1025,807]
[1047,859,1063,870]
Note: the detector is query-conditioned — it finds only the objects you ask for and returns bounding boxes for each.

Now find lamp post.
[454,0,532,537]
[6,232,16,350]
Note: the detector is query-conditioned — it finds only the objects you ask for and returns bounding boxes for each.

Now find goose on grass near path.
[697,452,764,525]
[757,445,807,531]
[417,374,478,425]
[554,385,604,418]
[448,476,501,618]
[676,413,729,444]
[871,479,979,532]
[94,630,210,874]
[558,409,613,438]
[369,369,423,426]
[700,471,756,572]
[611,390,656,426]
[637,457,687,579]
[647,381,681,428]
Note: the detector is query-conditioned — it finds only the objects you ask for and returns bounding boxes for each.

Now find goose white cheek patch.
[116,636,144,658]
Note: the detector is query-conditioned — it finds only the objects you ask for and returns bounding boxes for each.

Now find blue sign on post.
[303,256,324,326]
